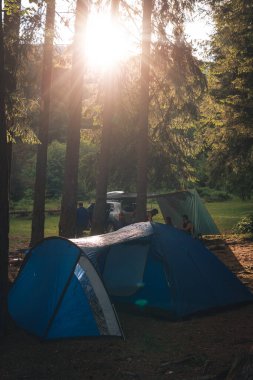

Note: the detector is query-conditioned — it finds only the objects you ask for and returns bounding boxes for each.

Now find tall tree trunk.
[59,0,88,238]
[91,0,120,235]
[4,0,21,189]
[30,0,55,246]
[0,0,10,336]
[135,0,153,222]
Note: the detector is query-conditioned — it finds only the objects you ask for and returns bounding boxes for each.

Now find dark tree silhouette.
[91,0,120,235]
[30,0,56,246]
[59,0,88,238]
[0,0,10,336]
[135,0,153,222]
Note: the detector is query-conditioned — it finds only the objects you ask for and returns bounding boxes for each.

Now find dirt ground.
[1,237,253,380]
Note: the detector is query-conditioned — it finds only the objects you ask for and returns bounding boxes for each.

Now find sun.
[84,11,135,71]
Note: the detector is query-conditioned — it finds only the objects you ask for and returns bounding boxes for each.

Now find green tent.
[155,189,219,236]
[107,189,219,236]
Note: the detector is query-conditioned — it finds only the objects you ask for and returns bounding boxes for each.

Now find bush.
[197,187,232,202]
[232,215,253,234]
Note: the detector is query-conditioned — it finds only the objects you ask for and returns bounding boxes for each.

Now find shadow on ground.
[205,236,253,292]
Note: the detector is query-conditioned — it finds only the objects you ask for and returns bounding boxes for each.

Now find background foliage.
[6,0,253,205]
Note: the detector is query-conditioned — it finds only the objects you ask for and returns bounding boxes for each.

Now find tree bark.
[135,0,153,222]
[91,0,120,235]
[0,0,10,336]
[59,0,88,238]
[30,0,55,246]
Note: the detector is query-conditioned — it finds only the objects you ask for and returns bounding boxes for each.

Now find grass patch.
[9,215,60,251]
[206,198,253,233]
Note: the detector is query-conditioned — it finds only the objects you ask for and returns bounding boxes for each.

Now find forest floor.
[1,236,253,380]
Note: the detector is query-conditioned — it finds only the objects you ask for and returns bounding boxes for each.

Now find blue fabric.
[152,223,253,317]
[112,253,172,311]
[8,238,80,338]
[9,222,253,335]
[8,237,122,339]
[46,272,99,339]
[103,243,149,296]
[86,222,253,318]
[76,206,90,230]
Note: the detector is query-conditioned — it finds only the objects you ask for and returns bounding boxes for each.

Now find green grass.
[10,215,60,237]
[205,198,253,233]
[9,215,60,251]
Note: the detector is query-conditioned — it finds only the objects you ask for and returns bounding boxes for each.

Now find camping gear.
[155,189,219,236]
[107,189,220,236]
[74,222,252,319]
[9,222,253,333]
[8,238,123,340]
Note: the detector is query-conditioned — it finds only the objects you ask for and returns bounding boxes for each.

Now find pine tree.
[30,0,55,246]
[0,0,10,336]
[205,0,253,197]
[91,0,120,235]
[59,0,88,237]
[135,0,153,222]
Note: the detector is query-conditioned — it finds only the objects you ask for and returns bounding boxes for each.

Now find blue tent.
[9,223,253,331]
[74,222,253,319]
[8,238,123,340]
